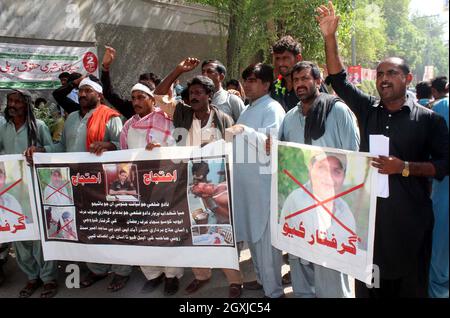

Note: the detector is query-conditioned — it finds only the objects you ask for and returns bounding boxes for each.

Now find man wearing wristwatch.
[318,2,449,298]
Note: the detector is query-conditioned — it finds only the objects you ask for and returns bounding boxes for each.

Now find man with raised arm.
[317,1,449,298]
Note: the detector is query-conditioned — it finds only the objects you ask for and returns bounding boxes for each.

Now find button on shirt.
[326,70,449,278]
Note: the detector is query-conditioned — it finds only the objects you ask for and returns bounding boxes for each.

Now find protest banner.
[33,141,239,269]
[347,65,362,85]
[0,43,98,89]
[0,155,40,243]
[271,141,378,284]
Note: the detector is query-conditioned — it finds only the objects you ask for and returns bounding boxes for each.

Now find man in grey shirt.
[201,60,245,122]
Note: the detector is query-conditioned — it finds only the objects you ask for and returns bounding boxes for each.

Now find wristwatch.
[401,161,410,177]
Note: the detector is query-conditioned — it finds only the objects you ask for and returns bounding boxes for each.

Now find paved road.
[0,246,294,298]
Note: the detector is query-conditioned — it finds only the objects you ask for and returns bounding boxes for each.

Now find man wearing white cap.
[27,75,123,155]
[120,83,175,150]
[120,83,183,296]
[26,76,127,292]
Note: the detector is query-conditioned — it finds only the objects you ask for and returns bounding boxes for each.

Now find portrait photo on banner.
[1,160,32,225]
[0,157,39,243]
[44,206,78,242]
[103,163,140,202]
[273,142,377,283]
[37,167,74,206]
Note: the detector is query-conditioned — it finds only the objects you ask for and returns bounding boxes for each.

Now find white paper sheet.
[369,135,390,198]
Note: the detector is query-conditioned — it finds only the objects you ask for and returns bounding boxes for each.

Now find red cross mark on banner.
[0,178,28,220]
[44,181,73,203]
[50,218,74,238]
[283,169,363,236]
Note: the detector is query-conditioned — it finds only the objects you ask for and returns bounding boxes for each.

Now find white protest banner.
[33,141,239,270]
[271,141,378,284]
[0,155,40,243]
[0,43,98,90]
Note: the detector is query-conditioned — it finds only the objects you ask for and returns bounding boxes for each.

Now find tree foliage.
[186,0,352,79]
[186,0,448,82]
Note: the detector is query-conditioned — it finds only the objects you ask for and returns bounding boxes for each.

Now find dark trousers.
[356,230,432,298]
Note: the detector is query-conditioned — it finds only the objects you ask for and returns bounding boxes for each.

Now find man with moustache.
[27,76,122,155]
[26,76,127,292]
[270,36,329,114]
[270,36,303,113]
[279,61,359,297]
[154,58,234,147]
[154,59,243,298]
[119,83,183,296]
[0,90,57,298]
[318,1,449,297]
[200,60,245,122]
[101,46,162,119]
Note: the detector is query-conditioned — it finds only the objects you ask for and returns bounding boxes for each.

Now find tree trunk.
[226,0,241,80]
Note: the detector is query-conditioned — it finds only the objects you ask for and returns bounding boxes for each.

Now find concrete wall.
[0,0,224,41]
[0,0,227,107]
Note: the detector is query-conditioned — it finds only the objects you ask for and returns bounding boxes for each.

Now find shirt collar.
[6,121,26,134]
[250,94,270,107]
[374,94,415,112]
[213,88,227,104]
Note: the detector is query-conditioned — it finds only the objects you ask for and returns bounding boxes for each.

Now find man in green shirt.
[27,77,129,292]
[0,89,58,298]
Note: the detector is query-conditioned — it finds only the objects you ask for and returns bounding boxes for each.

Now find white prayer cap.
[131,83,154,98]
[79,77,103,94]
[311,152,347,172]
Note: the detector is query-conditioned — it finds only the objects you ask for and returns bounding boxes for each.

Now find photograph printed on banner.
[103,163,140,202]
[0,161,28,228]
[44,206,78,241]
[37,167,74,206]
[278,146,372,251]
[187,158,231,227]
[0,158,39,243]
[274,143,377,283]
[192,225,234,246]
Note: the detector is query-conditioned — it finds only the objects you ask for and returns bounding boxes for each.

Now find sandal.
[80,271,108,288]
[41,280,58,298]
[228,283,242,298]
[19,279,42,298]
[107,274,129,292]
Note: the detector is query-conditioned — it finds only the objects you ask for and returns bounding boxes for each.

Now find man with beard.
[278,61,359,297]
[0,90,57,298]
[318,1,449,297]
[26,76,127,292]
[27,76,122,155]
